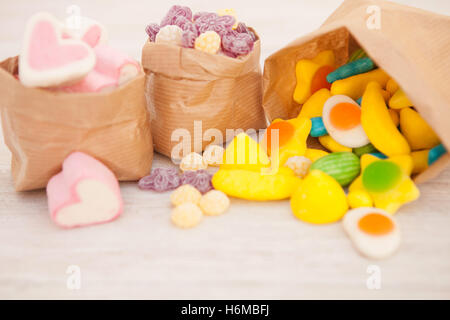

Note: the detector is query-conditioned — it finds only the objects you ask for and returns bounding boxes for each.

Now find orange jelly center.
[310,65,334,94]
[265,121,295,151]
[329,102,361,130]
[358,213,394,236]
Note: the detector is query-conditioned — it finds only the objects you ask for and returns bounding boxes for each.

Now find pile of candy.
[211,48,447,259]
[18,12,139,92]
[145,5,256,58]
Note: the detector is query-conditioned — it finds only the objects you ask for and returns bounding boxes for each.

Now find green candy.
[348,48,368,62]
[353,143,378,157]
[362,161,402,192]
[310,152,360,187]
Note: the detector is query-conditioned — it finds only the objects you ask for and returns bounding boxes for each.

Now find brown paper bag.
[263,0,450,183]
[0,56,154,191]
[141,34,267,158]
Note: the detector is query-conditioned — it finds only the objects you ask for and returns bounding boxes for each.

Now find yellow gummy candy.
[304,148,329,162]
[411,149,429,175]
[318,135,352,153]
[389,109,400,127]
[298,88,331,118]
[399,107,440,150]
[293,50,335,104]
[361,81,410,156]
[347,189,373,209]
[389,88,413,109]
[291,170,348,224]
[222,132,270,170]
[212,166,301,201]
[349,154,419,214]
[386,78,399,95]
[195,31,221,54]
[331,68,390,100]
[262,117,311,166]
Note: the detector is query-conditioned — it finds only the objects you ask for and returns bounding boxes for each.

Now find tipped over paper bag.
[142,34,267,158]
[263,0,450,183]
[0,57,153,191]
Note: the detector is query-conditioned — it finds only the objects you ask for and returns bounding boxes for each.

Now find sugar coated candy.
[155,25,183,46]
[195,31,221,54]
[171,184,202,206]
[138,167,181,192]
[235,22,256,41]
[203,144,225,167]
[326,57,375,83]
[171,202,203,228]
[180,152,208,172]
[199,190,230,216]
[194,13,235,36]
[145,23,160,42]
[181,170,214,194]
[222,32,253,56]
[161,5,193,27]
[284,156,312,178]
[217,8,238,29]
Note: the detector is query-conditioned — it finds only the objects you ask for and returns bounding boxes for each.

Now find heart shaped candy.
[47,152,123,228]
[19,12,96,87]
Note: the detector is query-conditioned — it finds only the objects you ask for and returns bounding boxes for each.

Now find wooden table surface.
[1,0,450,299]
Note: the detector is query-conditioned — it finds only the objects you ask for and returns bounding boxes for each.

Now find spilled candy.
[326,57,375,83]
[298,88,331,119]
[203,144,225,167]
[199,190,230,216]
[309,152,360,187]
[310,117,327,137]
[290,170,348,224]
[388,88,413,109]
[179,152,208,172]
[171,184,202,206]
[318,135,352,153]
[139,167,181,192]
[399,107,440,150]
[304,148,329,162]
[284,156,312,178]
[347,189,373,209]
[171,202,203,228]
[180,170,214,194]
[343,207,401,259]
[353,143,377,157]
[411,144,447,174]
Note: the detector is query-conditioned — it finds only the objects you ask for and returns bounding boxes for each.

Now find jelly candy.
[330,68,390,100]
[221,133,270,170]
[386,78,399,95]
[370,152,388,159]
[179,152,208,172]
[138,167,181,192]
[293,50,335,104]
[155,25,183,46]
[361,82,410,156]
[343,207,401,259]
[222,32,253,56]
[353,143,377,157]
[262,117,311,166]
[318,135,352,153]
[309,152,360,187]
[298,88,331,119]
[347,189,373,208]
[290,170,348,224]
[235,22,256,41]
[326,57,375,83]
[322,95,369,148]
[411,144,447,174]
[194,13,235,36]
[388,88,413,109]
[389,109,400,127]
[199,190,230,216]
[161,5,193,27]
[348,48,368,62]
[145,23,160,42]
[399,107,440,150]
[310,117,327,137]
[195,31,221,54]
[203,144,225,167]
[180,170,214,194]
[349,154,419,214]
[304,148,329,162]
[217,8,238,29]
[171,202,203,228]
[284,156,312,178]
[171,184,202,206]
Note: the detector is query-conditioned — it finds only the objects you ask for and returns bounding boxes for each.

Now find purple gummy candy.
[145,23,160,42]
[173,15,191,30]
[193,12,218,22]
[138,167,181,192]
[235,22,256,41]
[180,170,213,194]
[181,30,197,48]
[194,14,235,36]
[222,32,254,56]
[161,5,193,27]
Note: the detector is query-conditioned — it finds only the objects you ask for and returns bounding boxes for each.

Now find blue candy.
[326,57,375,83]
[370,152,388,159]
[428,144,446,165]
[310,117,327,137]
[356,97,362,105]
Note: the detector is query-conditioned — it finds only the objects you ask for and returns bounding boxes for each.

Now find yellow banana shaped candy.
[361,82,410,156]
[389,88,413,109]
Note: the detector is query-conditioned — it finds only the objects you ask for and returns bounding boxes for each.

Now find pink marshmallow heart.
[19,12,96,87]
[81,24,108,48]
[47,152,123,229]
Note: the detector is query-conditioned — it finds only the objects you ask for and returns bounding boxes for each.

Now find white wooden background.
[1,0,450,299]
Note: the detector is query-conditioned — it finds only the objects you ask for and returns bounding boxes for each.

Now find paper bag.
[142,34,267,158]
[0,56,153,191]
[263,0,450,183]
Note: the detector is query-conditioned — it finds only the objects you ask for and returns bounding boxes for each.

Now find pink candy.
[222,32,253,56]
[194,14,235,36]
[236,22,256,41]
[180,170,213,194]
[138,168,181,192]
[145,23,160,42]
[161,5,192,27]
